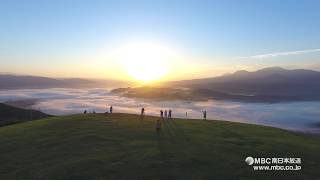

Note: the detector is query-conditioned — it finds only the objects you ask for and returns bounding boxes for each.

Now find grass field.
[0,113,319,180]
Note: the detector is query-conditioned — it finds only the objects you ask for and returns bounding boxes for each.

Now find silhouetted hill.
[0,74,130,89]
[169,67,320,96]
[111,86,313,103]
[111,67,320,102]
[0,103,51,126]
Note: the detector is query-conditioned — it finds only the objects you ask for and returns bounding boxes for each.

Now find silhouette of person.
[110,106,113,114]
[164,110,167,119]
[156,119,161,135]
[160,110,163,119]
[141,107,145,119]
[168,109,172,119]
[84,110,87,114]
[203,110,207,120]
[186,112,188,120]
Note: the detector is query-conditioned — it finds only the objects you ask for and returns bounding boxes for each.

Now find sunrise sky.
[1,0,320,82]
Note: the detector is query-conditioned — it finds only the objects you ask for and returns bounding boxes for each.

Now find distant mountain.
[111,86,315,103]
[169,67,320,96]
[109,67,320,102]
[0,103,51,126]
[0,74,131,89]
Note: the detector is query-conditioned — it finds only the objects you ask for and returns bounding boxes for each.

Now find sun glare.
[116,42,175,82]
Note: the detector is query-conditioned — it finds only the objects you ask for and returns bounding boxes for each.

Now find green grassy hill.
[0,113,319,180]
[0,103,51,126]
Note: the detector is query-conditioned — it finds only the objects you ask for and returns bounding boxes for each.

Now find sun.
[117,42,174,82]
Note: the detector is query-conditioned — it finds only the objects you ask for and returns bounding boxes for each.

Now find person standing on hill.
[110,105,113,114]
[160,110,163,119]
[168,109,172,119]
[141,107,145,119]
[164,110,167,119]
[202,110,207,120]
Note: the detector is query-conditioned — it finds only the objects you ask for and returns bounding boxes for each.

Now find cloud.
[237,48,320,59]
[1,88,320,133]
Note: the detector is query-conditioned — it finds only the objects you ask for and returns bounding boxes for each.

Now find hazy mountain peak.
[234,70,249,74]
[170,66,320,97]
[256,66,286,73]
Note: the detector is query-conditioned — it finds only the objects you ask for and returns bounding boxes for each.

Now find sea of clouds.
[0,88,320,133]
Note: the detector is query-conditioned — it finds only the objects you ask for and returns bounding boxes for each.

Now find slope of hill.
[0,103,51,126]
[169,67,320,96]
[0,113,319,180]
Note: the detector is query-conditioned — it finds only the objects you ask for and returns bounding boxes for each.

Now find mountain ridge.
[0,74,131,89]
[168,67,320,96]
